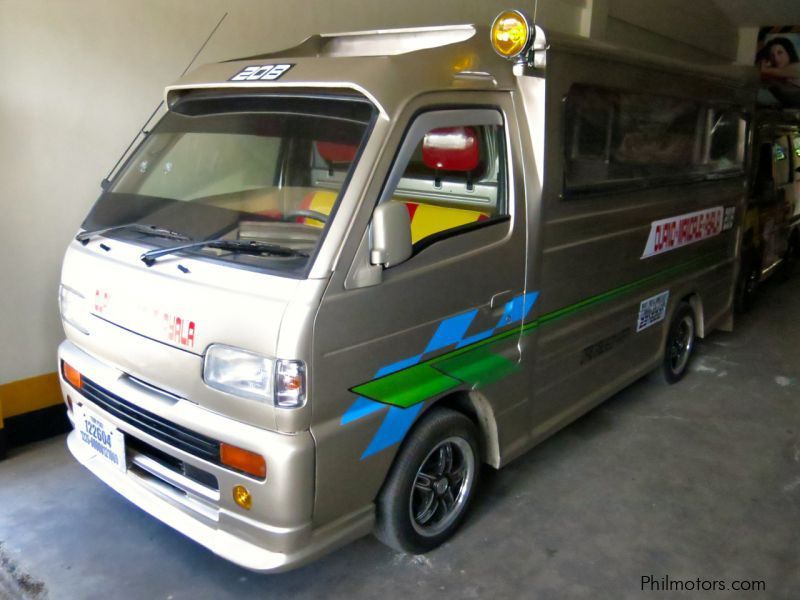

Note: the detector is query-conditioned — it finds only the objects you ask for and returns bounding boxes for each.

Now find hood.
[59,236,316,431]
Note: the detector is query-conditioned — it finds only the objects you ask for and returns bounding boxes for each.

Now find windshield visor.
[83,94,375,277]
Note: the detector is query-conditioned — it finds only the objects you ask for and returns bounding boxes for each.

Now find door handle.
[489,290,514,310]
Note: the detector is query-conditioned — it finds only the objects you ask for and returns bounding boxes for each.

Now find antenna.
[533,0,539,22]
[179,12,228,78]
[101,12,229,190]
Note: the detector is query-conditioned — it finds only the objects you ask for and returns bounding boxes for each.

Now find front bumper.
[59,340,370,572]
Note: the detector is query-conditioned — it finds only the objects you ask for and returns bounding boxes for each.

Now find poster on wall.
[756,26,800,107]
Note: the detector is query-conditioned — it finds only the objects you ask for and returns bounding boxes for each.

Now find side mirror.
[370,202,412,268]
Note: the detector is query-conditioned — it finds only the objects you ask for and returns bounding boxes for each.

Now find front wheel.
[375,408,480,554]
[661,302,696,384]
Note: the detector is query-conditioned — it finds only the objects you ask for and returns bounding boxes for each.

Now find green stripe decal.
[351,365,461,409]
[351,252,724,408]
[433,346,520,388]
[526,253,720,331]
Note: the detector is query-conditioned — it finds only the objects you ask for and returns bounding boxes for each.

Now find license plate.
[75,404,126,472]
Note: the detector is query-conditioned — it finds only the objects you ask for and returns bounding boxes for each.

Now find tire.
[375,408,480,554]
[734,255,760,313]
[661,302,696,385]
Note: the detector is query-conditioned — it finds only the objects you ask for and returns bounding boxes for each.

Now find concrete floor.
[1,278,799,600]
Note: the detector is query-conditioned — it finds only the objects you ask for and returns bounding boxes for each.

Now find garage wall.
[0,0,738,393]
[604,0,737,63]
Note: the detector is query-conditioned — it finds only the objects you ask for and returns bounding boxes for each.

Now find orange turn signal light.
[220,443,266,479]
[62,361,82,390]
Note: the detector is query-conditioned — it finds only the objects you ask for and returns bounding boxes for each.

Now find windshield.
[82,93,375,277]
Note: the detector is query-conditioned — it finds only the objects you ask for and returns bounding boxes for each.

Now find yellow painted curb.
[0,372,63,424]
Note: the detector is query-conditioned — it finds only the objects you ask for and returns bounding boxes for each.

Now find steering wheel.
[283,209,329,224]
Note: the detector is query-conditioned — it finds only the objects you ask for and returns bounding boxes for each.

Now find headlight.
[203,345,307,408]
[275,359,306,408]
[59,285,90,334]
[204,345,274,403]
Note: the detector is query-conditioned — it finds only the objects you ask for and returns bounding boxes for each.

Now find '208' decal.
[229,64,293,82]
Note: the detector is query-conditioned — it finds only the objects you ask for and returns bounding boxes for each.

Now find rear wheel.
[375,408,479,554]
[661,302,696,384]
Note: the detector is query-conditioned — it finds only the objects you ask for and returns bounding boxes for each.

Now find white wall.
[0,0,738,385]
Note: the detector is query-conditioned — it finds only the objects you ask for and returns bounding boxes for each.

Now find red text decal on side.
[641,206,724,259]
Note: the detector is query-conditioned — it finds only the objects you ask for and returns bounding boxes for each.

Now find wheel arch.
[684,292,706,338]
[429,390,501,468]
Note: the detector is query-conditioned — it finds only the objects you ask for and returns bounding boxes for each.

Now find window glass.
[707,110,746,170]
[133,134,280,200]
[84,95,374,277]
[565,86,746,192]
[570,95,612,159]
[613,94,698,172]
[385,123,506,246]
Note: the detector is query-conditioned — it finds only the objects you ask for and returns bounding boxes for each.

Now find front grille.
[80,377,220,465]
[127,436,219,491]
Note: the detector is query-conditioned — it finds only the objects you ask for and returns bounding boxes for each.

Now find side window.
[570,101,612,160]
[565,86,700,189]
[384,122,507,247]
[564,86,747,193]
[706,109,747,172]
[613,93,699,174]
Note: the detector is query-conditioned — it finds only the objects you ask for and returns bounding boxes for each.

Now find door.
[310,97,531,526]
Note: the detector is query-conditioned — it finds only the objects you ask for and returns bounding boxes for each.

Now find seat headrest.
[422,127,479,172]
[316,141,358,164]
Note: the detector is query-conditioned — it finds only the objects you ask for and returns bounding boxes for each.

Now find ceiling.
[711,0,800,27]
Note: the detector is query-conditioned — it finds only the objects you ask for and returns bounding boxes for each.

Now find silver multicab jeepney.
[58,14,755,571]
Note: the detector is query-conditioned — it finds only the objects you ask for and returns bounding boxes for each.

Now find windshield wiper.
[140,238,308,266]
[76,223,191,245]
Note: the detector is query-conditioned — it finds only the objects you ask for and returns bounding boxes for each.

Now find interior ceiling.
[710,0,800,27]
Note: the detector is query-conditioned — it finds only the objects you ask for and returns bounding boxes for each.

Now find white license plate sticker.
[637,290,670,332]
[75,405,126,472]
